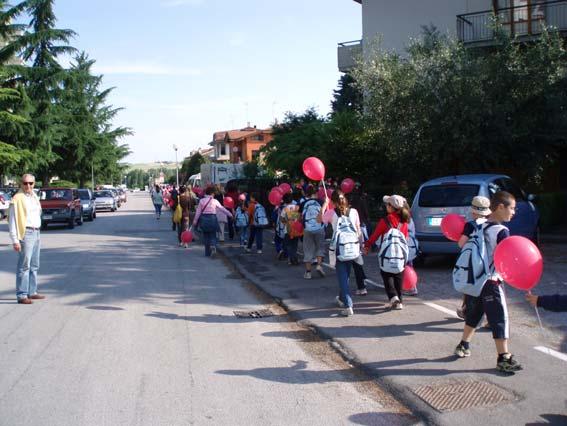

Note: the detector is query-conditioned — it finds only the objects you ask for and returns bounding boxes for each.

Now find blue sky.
[51,0,361,163]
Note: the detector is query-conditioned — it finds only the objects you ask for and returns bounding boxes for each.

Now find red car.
[39,188,83,229]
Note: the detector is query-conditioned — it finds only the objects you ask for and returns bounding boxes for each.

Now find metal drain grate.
[233,309,275,318]
[412,380,514,412]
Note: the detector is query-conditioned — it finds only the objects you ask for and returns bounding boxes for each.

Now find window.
[418,184,480,208]
[495,0,546,35]
[489,178,526,200]
[220,143,227,156]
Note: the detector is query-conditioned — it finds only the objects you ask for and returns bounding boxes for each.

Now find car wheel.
[68,215,75,229]
[111,206,116,212]
[93,211,96,219]
[41,221,48,230]
[77,210,83,226]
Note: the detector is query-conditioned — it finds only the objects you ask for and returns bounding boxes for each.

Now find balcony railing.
[457,0,567,45]
[337,39,362,72]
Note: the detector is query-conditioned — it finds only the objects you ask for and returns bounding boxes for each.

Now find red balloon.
[181,230,193,244]
[494,236,543,291]
[440,214,466,242]
[291,221,304,235]
[402,266,418,290]
[302,157,326,181]
[223,196,234,209]
[279,183,291,194]
[268,188,283,206]
[340,178,355,194]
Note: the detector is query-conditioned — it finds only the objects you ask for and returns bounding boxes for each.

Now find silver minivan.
[411,174,539,256]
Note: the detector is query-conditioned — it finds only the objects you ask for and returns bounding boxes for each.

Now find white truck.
[199,163,244,187]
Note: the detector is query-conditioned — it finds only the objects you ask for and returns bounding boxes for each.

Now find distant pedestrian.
[151,185,164,219]
[245,192,268,254]
[177,186,194,248]
[320,189,364,317]
[193,186,232,258]
[300,186,325,279]
[8,174,45,304]
[234,198,249,248]
[364,195,409,310]
[280,193,301,265]
[170,185,179,231]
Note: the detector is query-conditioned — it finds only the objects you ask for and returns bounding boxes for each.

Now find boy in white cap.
[455,195,492,318]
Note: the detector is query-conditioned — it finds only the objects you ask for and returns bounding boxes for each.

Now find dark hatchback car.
[78,188,96,221]
[411,174,539,256]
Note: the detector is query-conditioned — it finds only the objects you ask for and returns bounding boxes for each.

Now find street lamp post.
[173,144,179,188]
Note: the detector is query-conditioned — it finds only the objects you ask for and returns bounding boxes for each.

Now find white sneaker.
[388,296,400,310]
[257,249,262,254]
[335,296,346,308]
[339,307,354,317]
[316,265,326,277]
[210,247,217,258]
[393,302,403,310]
[402,288,418,296]
[355,288,368,296]
[245,247,251,253]
[304,271,312,280]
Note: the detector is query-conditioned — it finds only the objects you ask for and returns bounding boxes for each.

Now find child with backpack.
[319,189,363,317]
[453,191,522,374]
[273,200,288,260]
[234,198,249,248]
[455,196,491,319]
[300,186,325,279]
[280,193,302,265]
[245,192,268,254]
[364,195,409,310]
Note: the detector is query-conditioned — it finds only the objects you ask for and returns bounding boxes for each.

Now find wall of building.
[361,0,492,54]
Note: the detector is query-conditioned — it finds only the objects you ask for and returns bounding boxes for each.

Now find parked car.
[78,188,96,221]
[39,188,83,229]
[0,190,12,220]
[411,174,539,256]
[93,190,117,212]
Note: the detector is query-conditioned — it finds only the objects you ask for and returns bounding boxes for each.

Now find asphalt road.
[0,193,415,426]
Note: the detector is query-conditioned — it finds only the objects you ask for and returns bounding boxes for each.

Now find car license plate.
[427,217,442,226]
[42,214,52,220]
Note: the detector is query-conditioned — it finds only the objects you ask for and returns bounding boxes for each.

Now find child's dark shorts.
[465,280,509,339]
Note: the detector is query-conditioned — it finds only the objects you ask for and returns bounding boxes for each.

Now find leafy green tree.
[331,73,363,114]
[180,152,206,183]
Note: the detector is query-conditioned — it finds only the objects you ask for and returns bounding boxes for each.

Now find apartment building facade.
[210,125,273,164]
[339,0,567,71]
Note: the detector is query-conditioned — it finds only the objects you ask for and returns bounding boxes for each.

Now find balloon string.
[534,305,546,334]
[321,179,328,211]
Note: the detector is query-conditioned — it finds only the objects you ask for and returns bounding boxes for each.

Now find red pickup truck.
[39,187,83,229]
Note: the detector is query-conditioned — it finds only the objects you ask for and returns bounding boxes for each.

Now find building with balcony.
[338,1,567,71]
[210,125,273,164]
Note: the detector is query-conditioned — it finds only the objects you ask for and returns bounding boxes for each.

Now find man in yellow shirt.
[8,174,45,304]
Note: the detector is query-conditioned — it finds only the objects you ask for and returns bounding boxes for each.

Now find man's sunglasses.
[23,182,35,186]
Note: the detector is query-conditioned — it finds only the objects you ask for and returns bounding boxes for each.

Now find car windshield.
[94,191,112,198]
[78,190,91,200]
[40,189,72,201]
[418,184,480,208]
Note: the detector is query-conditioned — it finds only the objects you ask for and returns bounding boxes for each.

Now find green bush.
[48,180,78,188]
[535,192,567,230]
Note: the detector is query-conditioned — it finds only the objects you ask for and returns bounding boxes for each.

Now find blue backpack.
[302,199,323,232]
[235,206,248,227]
[253,204,269,227]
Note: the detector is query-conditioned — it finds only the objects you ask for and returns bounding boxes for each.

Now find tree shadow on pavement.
[525,414,567,425]
[145,311,292,324]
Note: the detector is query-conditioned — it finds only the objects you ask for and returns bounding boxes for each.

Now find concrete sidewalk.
[217,237,567,426]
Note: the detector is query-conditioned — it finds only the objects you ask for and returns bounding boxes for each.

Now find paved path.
[0,193,414,426]
[219,227,567,426]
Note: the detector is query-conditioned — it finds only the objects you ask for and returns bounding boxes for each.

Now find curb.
[217,245,438,426]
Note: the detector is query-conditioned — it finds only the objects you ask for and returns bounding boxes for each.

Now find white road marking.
[534,346,567,362]
[422,302,459,318]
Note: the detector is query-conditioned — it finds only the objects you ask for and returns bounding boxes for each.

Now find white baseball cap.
[383,194,406,210]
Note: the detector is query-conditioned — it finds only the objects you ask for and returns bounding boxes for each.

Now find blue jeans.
[199,214,219,256]
[247,226,263,250]
[336,260,353,308]
[237,226,248,246]
[284,235,299,263]
[274,234,287,256]
[153,203,162,215]
[16,228,41,300]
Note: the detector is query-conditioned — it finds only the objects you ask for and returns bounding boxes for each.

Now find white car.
[0,191,11,220]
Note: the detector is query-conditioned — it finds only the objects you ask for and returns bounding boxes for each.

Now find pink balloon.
[302,157,326,181]
[440,214,466,242]
[402,266,418,290]
[322,209,335,224]
[340,178,355,194]
[268,188,283,206]
[238,193,246,201]
[181,230,193,244]
[223,196,234,209]
[494,236,543,291]
[279,183,291,194]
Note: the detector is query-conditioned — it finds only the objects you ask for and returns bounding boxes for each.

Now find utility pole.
[173,144,179,187]
[91,163,94,189]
